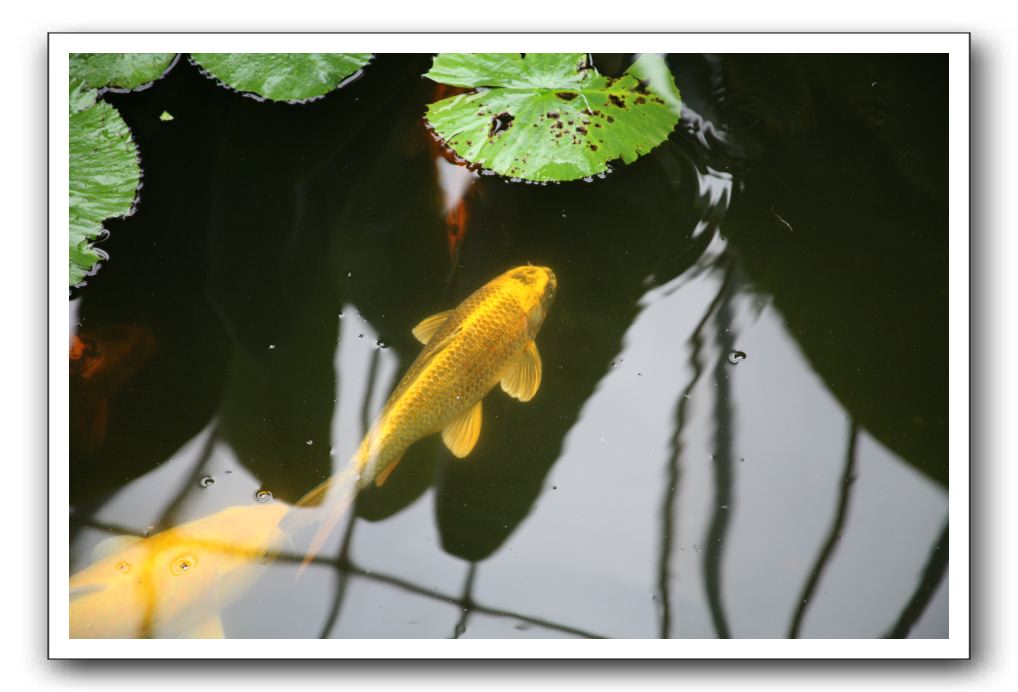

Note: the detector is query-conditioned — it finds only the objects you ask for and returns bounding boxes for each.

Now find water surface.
[69,53,948,639]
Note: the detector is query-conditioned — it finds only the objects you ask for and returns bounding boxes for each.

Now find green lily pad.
[69,53,178,96]
[69,99,141,285]
[190,53,373,102]
[424,53,682,182]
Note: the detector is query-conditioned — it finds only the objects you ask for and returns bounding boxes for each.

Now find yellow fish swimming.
[70,502,288,638]
[288,265,557,565]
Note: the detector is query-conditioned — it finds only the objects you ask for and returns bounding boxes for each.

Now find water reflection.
[67,53,948,639]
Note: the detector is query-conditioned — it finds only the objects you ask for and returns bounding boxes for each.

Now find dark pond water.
[68,53,948,639]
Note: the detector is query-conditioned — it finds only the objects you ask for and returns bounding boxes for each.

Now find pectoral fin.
[500,340,542,402]
[441,401,482,458]
[412,309,454,344]
[179,615,225,639]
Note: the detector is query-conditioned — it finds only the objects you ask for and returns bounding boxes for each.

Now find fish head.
[505,265,557,337]
[70,503,289,638]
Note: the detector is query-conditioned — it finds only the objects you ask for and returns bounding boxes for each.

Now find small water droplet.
[115,560,131,573]
[306,439,314,446]
[727,351,747,364]
[561,211,567,218]
[329,447,336,456]
[268,344,276,350]
[254,489,273,503]
[198,475,215,488]
[347,271,353,278]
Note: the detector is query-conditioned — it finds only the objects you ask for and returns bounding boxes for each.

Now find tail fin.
[278,467,361,574]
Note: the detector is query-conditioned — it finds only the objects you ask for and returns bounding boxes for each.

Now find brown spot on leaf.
[589,143,598,151]
[488,112,514,138]
[556,92,577,101]
[607,115,615,123]
[609,94,625,108]
[635,96,646,105]
[576,126,588,135]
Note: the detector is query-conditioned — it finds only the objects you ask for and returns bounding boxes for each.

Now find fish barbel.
[286,265,557,565]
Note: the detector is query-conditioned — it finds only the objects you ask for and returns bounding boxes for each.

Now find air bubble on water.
[329,447,336,456]
[198,475,215,488]
[376,338,387,349]
[171,556,196,575]
[727,351,747,364]
[306,439,314,446]
[347,271,353,277]
[254,489,273,503]
[268,344,276,350]
[561,211,567,218]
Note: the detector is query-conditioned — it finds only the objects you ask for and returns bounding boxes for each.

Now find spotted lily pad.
[190,53,373,102]
[424,53,681,182]
[69,99,140,285]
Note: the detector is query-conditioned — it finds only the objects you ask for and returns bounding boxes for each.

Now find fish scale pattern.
[354,266,554,481]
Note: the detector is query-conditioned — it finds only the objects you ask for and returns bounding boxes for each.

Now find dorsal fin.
[411,309,454,344]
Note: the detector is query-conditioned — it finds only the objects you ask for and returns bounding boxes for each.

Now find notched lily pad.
[69,53,178,98]
[69,99,141,285]
[189,53,373,103]
[424,53,682,182]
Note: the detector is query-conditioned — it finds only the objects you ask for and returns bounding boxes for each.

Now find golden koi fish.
[287,265,557,565]
[70,503,288,638]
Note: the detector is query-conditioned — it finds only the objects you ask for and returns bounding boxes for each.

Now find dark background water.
[69,53,948,638]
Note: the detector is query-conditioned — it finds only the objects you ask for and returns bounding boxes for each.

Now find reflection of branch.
[316,515,357,638]
[884,520,949,639]
[788,420,859,638]
[73,516,606,639]
[657,269,733,639]
[703,273,737,639]
[451,562,477,638]
[317,345,380,638]
[277,553,606,639]
[154,423,220,532]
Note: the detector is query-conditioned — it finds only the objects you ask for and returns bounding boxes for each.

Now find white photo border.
[49,32,969,659]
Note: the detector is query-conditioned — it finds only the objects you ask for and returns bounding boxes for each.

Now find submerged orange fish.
[286,265,557,565]
[70,325,156,453]
[427,83,479,263]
